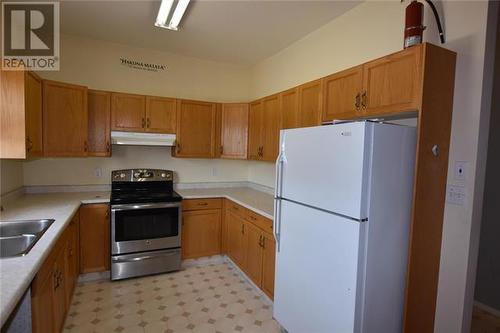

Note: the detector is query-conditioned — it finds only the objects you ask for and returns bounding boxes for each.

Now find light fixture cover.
[155,0,190,31]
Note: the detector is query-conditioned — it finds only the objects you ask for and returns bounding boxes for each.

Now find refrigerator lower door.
[274,199,366,333]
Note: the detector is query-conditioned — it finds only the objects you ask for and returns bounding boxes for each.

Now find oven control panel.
[112,169,173,182]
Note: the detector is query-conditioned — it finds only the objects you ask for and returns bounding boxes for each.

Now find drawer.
[246,210,273,234]
[226,200,247,218]
[183,198,222,211]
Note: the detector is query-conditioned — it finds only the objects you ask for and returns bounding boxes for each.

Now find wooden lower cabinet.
[227,210,247,268]
[182,209,221,259]
[224,199,275,299]
[79,204,110,273]
[261,233,276,298]
[243,222,264,284]
[32,212,80,333]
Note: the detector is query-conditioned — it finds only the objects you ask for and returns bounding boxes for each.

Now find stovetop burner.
[110,169,182,205]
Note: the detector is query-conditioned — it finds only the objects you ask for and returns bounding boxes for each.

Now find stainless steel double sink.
[0,219,55,258]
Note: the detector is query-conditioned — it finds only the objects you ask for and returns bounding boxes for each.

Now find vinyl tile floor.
[63,262,281,333]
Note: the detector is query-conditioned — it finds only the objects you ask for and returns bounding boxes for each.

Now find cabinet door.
[298,79,322,128]
[243,222,264,286]
[220,103,249,159]
[262,94,281,162]
[79,204,110,273]
[281,88,299,129]
[25,72,43,157]
[362,46,422,116]
[111,92,145,131]
[64,216,79,306]
[31,274,55,333]
[43,80,88,157]
[322,66,363,122]
[227,211,247,267]
[248,100,263,160]
[261,232,276,299]
[175,99,217,158]
[145,96,176,133]
[0,69,26,159]
[88,90,111,156]
[182,209,221,259]
[53,248,67,333]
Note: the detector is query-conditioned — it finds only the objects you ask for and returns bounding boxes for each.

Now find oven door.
[111,202,181,255]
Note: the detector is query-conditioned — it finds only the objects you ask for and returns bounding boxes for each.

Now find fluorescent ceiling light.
[155,0,190,31]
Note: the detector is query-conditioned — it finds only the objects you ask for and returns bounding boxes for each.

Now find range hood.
[111,131,176,146]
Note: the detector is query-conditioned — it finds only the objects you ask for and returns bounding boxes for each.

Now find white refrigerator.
[273,121,417,333]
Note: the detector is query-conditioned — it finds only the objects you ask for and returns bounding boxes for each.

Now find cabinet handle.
[258,235,263,247]
[262,236,266,249]
[53,271,59,290]
[83,140,88,152]
[142,118,146,128]
[147,118,151,128]
[250,215,257,221]
[26,138,33,152]
[105,210,109,220]
[241,224,245,235]
[361,91,367,110]
[176,142,181,154]
[197,202,208,206]
[355,93,361,111]
[220,146,223,155]
[106,141,110,152]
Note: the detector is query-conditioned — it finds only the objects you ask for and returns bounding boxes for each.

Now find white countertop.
[0,191,110,327]
[176,187,274,220]
[0,186,273,326]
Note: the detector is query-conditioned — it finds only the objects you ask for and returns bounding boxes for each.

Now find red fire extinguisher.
[403,0,445,49]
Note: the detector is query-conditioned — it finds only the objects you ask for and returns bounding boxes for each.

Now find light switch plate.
[446,184,465,206]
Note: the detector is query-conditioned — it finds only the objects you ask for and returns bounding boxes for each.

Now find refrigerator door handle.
[274,134,286,199]
[274,198,282,252]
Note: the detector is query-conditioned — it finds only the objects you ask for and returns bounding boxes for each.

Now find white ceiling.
[59,1,361,66]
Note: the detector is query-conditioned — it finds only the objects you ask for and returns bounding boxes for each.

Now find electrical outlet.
[94,167,103,178]
[446,184,465,206]
[454,161,468,181]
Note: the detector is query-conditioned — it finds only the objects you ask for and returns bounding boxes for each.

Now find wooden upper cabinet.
[280,88,299,129]
[175,99,217,158]
[145,96,176,133]
[88,90,111,156]
[220,103,249,159]
[262,94,281,162]
[25,72,43,157]
[248,100,263,160]
[298,79,322,127]
[43,80,88,157]
[0,70,42,159]
[362,46,422,116]
[111,92,145,131]
[322,66,363,122]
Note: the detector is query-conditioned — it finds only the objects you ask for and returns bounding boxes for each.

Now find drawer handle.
[197,202,208,206]
[250,216,257,221]
[233,206,239,210]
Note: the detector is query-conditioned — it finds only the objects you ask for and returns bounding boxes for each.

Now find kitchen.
[0,1,498,333]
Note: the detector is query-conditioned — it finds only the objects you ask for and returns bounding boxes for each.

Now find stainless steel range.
[110,169,182,280]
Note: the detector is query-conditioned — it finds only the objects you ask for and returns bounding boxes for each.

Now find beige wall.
[39,34,251,102]
[0,160,24,196]
[247,2,493,333]
[23,146,249,186]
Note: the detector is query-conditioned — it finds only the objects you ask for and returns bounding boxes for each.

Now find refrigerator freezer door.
[279,123,371,220]
[273,199,365,333]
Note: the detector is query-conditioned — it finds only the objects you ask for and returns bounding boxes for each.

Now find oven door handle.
[111,202,181,211]
[112,252,179,263]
